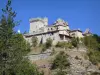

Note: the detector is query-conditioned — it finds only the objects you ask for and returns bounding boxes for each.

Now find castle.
[23,17,91,45]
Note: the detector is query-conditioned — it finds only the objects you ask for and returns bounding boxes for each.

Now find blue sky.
[0,0,100,35]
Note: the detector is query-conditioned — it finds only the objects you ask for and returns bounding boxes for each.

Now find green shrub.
[71,37,79,48]
[88,49,100,65]
[41,38,53,52]
[91,72,100,75]
[64,42,73,49]
[54,70,67,75]
[45,38,53,49]
[56,42,72,49]
[83,36,100,65]
[55,42,64,48]
[75,56,79,60]
[41,44,47,53]
[83,36,99,50]
[51,48,55,55]
[32,36,38,47]
[51,51,70,70]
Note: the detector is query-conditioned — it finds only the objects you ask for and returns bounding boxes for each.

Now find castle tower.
[29,17,48,33]
[54,18,70,30]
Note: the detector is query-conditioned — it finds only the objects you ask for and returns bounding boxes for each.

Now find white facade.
[29,17,48,33]
[70,30,84,38]
[24,17,86,45]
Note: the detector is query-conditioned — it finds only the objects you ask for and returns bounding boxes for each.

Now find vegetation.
[41,44,47,52]
[55,41,73,49]
[32,36,38,47]
[51,48,55,55]
[83,35,100,65]
[51,51,70,70]
[0,0,43,75]
[91,72,100,75]
[71,37,79,48]
[54,70,67,75]
[45,38,53,49]
[51,51,70,75]
[41,38,52,52]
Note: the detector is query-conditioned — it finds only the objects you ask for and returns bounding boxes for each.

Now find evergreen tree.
[0,0,42,75]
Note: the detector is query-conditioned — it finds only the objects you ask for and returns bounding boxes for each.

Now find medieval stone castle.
[23,17,91,45]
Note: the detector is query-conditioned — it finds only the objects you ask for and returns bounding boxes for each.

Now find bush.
[32,36,38,47]
[91,72,100,75]
[45,38,53,48]
[71,37,79,48]
[51,48,55,55]
[83,36,99,50]
[41,44,47,53]
[55,42,64,48]
[64,42,73,49]
[75,56,81,60]
[54,70,67,75]
[56,42,72,49]
[41,38,53,52]
[51,51,70,70]
[83,36,100,65]
[87,49,100,65]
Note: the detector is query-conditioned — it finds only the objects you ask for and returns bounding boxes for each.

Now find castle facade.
[23,17,91,45]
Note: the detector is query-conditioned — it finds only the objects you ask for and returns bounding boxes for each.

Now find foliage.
[55,42,73,49]
[32,36,38,47]
[51,48,55,55]
[75,56,80,60]
[45,38,53,48]
[83,36,99,50]
[55,42,64,48]
[83,35,100,65]
[4,60,42,75]
[0,0,43,75]
[91,72,100,75]
[87,49,100,65]
[71,37,79,48]
[41,38,53,52]
[41,43,47,52]
[51,51,70,70]
[93,34,100,43]
[54,70,67,75]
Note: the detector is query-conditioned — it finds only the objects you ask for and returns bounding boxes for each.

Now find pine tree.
[0,0,42,75]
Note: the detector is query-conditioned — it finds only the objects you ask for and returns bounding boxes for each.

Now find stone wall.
[27,52,51,61]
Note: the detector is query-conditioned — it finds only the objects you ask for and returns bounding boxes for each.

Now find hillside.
[27,46,100,75]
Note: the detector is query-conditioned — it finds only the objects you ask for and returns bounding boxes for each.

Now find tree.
[45,38,52,49]
[51,51,70,70]
[0,0,42,75]
[83,36,99,50]
[83,36,100,65]
[93,34,100,44]
[41,38,53,52]
[71,37,79,49]
[32,36,38,47]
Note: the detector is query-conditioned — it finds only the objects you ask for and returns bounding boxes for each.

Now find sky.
[0,0,100,35]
